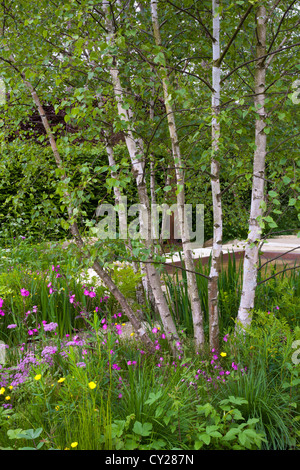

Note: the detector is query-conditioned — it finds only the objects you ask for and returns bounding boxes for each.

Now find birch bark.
[150,0,205,350]
[208,0,223,351]
[102,0,179,350]
[236,5,267,330]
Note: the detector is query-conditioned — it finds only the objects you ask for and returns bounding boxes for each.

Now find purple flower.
[20,288,30,297]
[0,310,5,317]
[76,362,86,368]
[69,295,75,304]
[41,346,57,356]
[43,322,58,332]
[0,298,3,308]
[7,324,17,329]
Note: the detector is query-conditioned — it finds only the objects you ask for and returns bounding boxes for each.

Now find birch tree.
[236,4,268,330]
[102,0,180,351]
[208,0,222,352]
[150,0,205,350]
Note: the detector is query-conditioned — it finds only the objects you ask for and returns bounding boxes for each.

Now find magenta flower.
[28,330,34,335]
[43,322,58,332]
[89,291,96,298]
[103,324,107,330]
[0,310,5,317]
[69,294,75,304]
[223,334,229,342]
[152,327,158,333]
[20,288,30,297]
[0,298,3,308]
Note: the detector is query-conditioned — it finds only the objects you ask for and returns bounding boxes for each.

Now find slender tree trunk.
[103,130,146,310]
[102,0,179,352]
[208,0,223,352]
[17,65,156,353]
[236,5,267,330]
[150,0,205,351]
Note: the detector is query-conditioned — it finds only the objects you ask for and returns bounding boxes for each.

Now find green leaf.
[132,421,152,437]
[198,433,211,445]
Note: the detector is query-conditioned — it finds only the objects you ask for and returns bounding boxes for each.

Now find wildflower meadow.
[0,238,299,452]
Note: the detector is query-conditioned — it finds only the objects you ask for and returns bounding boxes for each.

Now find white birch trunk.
[103,131,146,309]
[208,0,223,351]
[150,0,205,350]
[236,5,267,330]
[18,71,156,353]
[102,0,179,349]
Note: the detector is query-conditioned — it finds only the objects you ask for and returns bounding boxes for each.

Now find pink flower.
[20,288,30,297]
[89,291,96,298]
[152,327,158,333]
[28,330,33,335]
[223,334,229,342]
[0,298,3,308]
[103,324,107,330]
[0,310,5,317]
[161,333,166,339]
[7,324,17,329]
[69,295,75,304]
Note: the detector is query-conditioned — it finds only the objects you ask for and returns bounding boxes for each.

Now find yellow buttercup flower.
[55,405,59,411]
[58,377,65,383]
[0,387,5,395]
[71,442,78,448]
[88,381,96,390]
[34,374,42,381]
[8,385,13,390]
[130,332,135,336]
[220,352,227,357]
[5,396,10,400]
